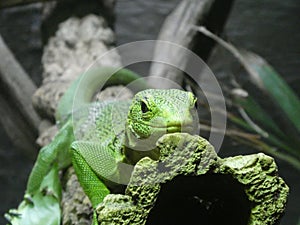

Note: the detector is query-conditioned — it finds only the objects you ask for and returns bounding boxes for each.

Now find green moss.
[217,153,289,225]
[96,133,289,225]
[96,195,145,225]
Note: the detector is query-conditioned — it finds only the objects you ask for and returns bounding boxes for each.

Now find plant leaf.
[5,165,61,225]
[241,51,300,133]
[195,26,300,133]
[234,95,286,139]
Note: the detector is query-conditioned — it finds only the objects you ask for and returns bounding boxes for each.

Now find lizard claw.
[24,193,34,205]
[4,209,22,222]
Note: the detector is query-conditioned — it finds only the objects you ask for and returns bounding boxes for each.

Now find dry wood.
[148,0,234,89]
[148,0,215,88]
[0,35,40,130]
[0,93,38,155]
[0,0,56,8]
[0,34,40,152]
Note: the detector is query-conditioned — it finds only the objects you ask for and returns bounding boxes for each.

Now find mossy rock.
[96,133,289,225]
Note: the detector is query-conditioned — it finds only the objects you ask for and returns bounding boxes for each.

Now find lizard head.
[124,89,198,160]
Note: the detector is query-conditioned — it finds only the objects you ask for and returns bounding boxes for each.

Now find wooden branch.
[0,93,38,155]
[0,0,57,9]
[148,0,234,88]
[148,0,215,88]
[0,35,41,131]
[0,34,41,152]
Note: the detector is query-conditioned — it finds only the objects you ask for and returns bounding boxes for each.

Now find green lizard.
[5,67,198,225]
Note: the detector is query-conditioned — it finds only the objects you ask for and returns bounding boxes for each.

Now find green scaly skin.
[5,67,198,225]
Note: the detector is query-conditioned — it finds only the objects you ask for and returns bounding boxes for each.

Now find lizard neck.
[123,123,160,165]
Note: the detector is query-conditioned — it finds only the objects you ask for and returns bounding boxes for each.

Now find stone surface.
[217,154,289,225]
[97,194,145,225]
[96,133,288,225]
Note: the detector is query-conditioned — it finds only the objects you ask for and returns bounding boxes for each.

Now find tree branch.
[0,34,40,153]
[148,0,234,88]
[0,0,56,9]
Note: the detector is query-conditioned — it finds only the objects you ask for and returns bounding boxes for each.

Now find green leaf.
[241,51,300,133]
[234,95,286,139]
[228,111,298,157]
[5,165,61,225]
[195,26,300,133]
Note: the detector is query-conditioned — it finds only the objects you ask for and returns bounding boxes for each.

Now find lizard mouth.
[149,123,196,134]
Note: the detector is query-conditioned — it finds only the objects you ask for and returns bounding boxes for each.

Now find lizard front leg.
[71,141,121,225]
[26,119,74,195]
[6,119,74,225]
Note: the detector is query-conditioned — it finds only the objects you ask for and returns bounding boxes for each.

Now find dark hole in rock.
[146,174,251,225]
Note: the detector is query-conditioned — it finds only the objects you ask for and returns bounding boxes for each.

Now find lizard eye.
[140,100,149,113]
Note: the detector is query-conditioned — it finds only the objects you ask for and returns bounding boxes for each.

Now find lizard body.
[5,67,198,225]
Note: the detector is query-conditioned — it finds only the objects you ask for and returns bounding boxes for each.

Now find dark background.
[0,0,299,224]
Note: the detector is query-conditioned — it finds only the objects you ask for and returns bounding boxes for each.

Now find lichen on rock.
[96,133,289,225]
[96,194,145,225]
[217,154,289,225]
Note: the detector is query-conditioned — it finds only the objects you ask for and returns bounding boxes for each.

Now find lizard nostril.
[166,118,182,133]
[167,123,181,133]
